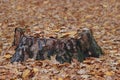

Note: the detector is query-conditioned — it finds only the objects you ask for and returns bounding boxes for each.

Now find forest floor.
[0,0,120,80]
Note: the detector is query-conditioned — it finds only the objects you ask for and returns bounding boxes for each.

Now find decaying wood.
[77,28,103,62]
[11,27,103,63]
[13,27,24,47]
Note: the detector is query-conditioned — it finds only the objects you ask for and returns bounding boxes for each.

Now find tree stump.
[76,28,103,62]
[10,27,103,63]
[12,27,24,47]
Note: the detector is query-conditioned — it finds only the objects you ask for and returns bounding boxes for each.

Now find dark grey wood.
[11,28,103,63]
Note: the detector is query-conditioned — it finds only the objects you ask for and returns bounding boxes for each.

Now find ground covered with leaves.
[0,0,120,80]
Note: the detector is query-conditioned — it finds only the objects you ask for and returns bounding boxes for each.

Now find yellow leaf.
[68,31,77,38]
[58,77,63,80]
[64,16,67,20]
[4,54,12,59]
[13,68,19,73]
[105,71,114,76]
[58,33,70,38]
[58,31,77,38]
[22,69,30,78]
[52,29,60,32]
[33,68,39,73]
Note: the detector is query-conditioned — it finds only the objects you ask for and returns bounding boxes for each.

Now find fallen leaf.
[0,48,2,54]
[33,68,39,73]
[117,60,120,65]
[22,69,30,79]
[43,0,49,4]
[105,71,114,76]
[58,77,63,80]
[0,32,2,37]
[52,29,60,32]
[16,5,24,10]
[58,31,77,38]
[4,54,12,59]
[64,76,70,80]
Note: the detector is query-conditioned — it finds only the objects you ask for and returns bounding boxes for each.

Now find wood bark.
[76,28,103,62]
[11,27,103,63]
[12,28,24,47]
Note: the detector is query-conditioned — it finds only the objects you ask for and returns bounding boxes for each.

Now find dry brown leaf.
[16,6,24,11]
[0,75,6,80]
[43,0,49,4]
[64,76,70,80]
[0,48,2,54]
[58,33,70,38]
[34,61,43,66]
[0,0,120,79]
[0,32,2,37]
[58,77,63,80]
[52,29,60,32]
[117,60,120,65]
[58,31,77,38]
[22,69,30,79]
[109,50,118,53]
[83,59,92,64]
[105,71,115,76]
[3,54,12,59]
[33,68,39,73]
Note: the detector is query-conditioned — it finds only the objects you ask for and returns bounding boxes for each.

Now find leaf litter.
[0,0,120,80]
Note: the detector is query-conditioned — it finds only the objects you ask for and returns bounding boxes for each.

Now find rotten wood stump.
[10,27,103,63]
[13,27,24,47]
